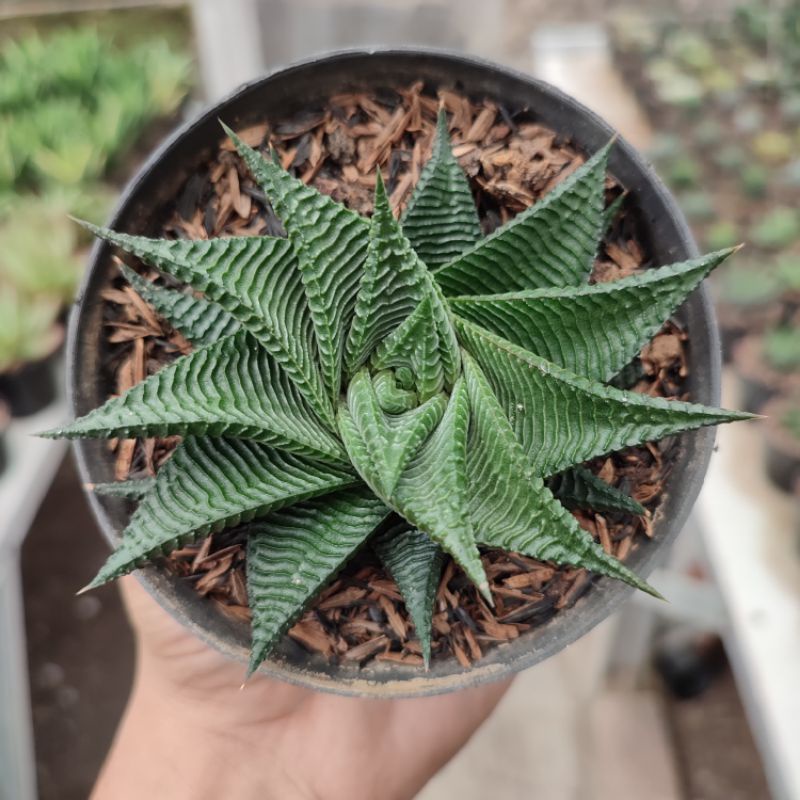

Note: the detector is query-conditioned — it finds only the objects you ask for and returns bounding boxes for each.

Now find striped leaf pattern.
[247,488,389,675]
[345,173,427,372]
[84,223,333,427]
[44,330,346,461]
[121,265,240,347]
[549,466,645,516]
[225,125,370,406]
[373,520,444,667]
[91,477,156,500]
[450,250,733,381]
[433,142,611,296]
[401,109,482,268]
[463,352,656,594]
[457,318,751,478]
[86,437,358,589]
[338,368,447,497]
[55,118,752,671]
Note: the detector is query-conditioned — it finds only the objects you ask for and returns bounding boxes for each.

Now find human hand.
[92,576,511,800]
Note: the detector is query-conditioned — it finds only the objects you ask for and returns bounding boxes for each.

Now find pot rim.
[67,46,721,697]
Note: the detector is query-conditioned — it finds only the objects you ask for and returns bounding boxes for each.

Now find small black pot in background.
[0,401,9,477]
[67,49,723,697]
[0,331,63,417]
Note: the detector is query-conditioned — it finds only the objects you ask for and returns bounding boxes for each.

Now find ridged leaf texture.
[224,125,369,406]
[56,117,751,674]
[450,250,734,382]
[247,488,389,676]
[121,265,240,347]
[457,317,750,478]
[373,520,444,667]
[84,437,357,589]
[44,330,345,462]
[550,466,645,516]
[401,110,482,267]
[433,142,612,295]
[462,352,656,594]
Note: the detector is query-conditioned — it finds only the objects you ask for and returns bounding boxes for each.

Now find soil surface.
[97,83,690,670]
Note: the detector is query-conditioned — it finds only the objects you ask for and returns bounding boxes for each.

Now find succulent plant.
[46,114,749,673]
[712,144,747,172]
[677,191,716,221]
[0,195,86,303]
[665,154,703,189]
[717,261,783,307]
[752,130,794,165]
[750,207,800,249]
[740,163,770,198]
[665,31,716,73]
[704,220,740,252]
[0,288,62,373]
[763,327,800,372]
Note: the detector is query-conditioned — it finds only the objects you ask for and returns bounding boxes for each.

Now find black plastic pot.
[68,49,722,697]
[0,336,62,417]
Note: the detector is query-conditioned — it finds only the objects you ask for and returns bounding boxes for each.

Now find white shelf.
[698,373,800,800]
[0,402,67,556]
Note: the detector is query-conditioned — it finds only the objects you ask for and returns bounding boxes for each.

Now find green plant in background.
[752,130,793,165]
[740,163,770,198]
[750,207,800,250]
[0,288,62,373]
[45,116,750,672]
[763,326,800,372]
[718,262,784,307]
[0,27,191,193]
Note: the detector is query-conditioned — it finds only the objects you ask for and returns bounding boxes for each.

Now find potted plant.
[53,51,751,696]
[733,325,800,412]
[0,288,63,416]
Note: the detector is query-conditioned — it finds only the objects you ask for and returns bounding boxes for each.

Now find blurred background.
[0,1,798,798]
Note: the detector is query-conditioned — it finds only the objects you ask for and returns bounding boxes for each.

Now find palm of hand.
[104,576,510,800]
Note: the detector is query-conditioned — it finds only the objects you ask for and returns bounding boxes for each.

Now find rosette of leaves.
[47,112,749,675]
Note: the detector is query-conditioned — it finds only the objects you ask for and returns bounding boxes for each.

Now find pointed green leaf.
[338,369,447,497]
[82,222,333,428]
[372,370,418,413]
[434,142,612,295]
[44,330,346,462]
[91,477,155,500]
[345,173,427,373]
[371,280,461,401]
[340,376,489,597]
[457,317,752,478]
[463,351,657,594]
[549,466,645,516]
[121,265,240,347]
[450,250,733,381]
[373,520,444,667]
[246,487,389,675]
[85,437,357,588]
[401,109,482,267]
[225,124,370,404]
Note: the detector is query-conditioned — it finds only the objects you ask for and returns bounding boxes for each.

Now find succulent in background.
[0,196,88,304]
[717,262,783,307]
[763,327,800,372]
[712,144,747,172]
[740,163,770,198]
[677,191,715,222]
[704,220,740,252]
[0,288,62,373]
[46,114,750,673]
[665,30,716,73]
[665,154,703,189]
[752,130,794,165]
[750,207,800,249]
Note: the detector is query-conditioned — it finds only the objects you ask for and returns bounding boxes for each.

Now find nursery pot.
[68,49,722,697]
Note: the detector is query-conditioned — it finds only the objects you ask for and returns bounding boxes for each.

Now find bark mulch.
[97,82,690,670]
